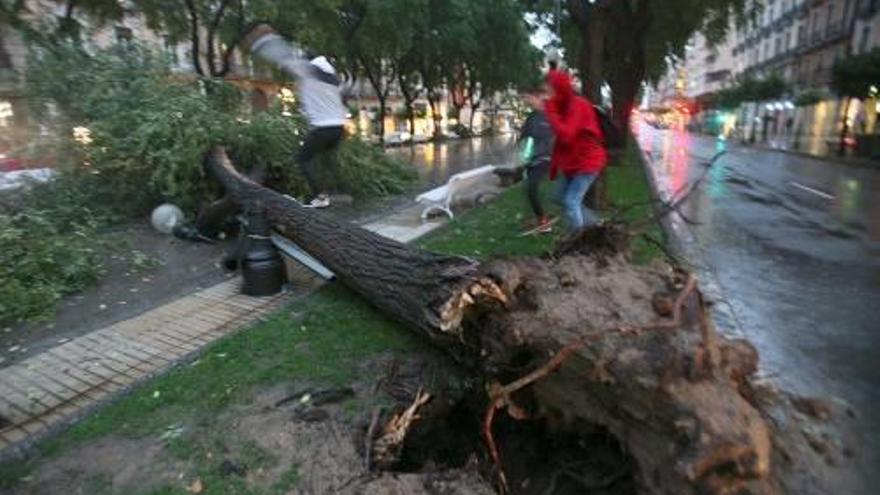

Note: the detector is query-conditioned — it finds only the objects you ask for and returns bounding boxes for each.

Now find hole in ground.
[393,397,639,495]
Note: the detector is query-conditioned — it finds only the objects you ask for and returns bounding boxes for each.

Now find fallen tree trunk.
[205,147,853,494]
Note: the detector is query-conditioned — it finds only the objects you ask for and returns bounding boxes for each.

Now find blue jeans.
[555,173,598,232]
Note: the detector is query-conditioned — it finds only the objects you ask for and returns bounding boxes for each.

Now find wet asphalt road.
[386,135,517,188]
[637,124,880,492]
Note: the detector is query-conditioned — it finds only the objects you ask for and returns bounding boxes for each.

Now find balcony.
[825,22,844,40]
[856,0,878,18]
[796,2,811,17]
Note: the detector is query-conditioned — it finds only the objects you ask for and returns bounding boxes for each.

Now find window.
[858,25,871,53]
[826,5,834,31]
[0,101,12,128]
[775,37,782,55]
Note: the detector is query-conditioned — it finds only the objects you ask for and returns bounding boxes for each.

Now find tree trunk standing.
[408,109,416,136]
[452,103,465,124]
[607,0,650,145]
[397,72,419,137]
[183,0,204,76]
[567,1,609,210]
[361,60,392,144]
[468,101,480,134]
[428,94,444,139]
[377,96,387,143]
[206,147,853,495]
[838,96,851,156]
[608,47,645,147]
[581,12,605,101]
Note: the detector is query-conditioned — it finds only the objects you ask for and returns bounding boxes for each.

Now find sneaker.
[535,217,554,234]
[305,194,331,209]
[519,216,556,236]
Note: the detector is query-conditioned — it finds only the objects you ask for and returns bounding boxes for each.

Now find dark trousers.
[525,159,550,217]
[296,126,344,196]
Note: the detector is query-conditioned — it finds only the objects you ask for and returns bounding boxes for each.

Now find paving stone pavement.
[0,204,446,456]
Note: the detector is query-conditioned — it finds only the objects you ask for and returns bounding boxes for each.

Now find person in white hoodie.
[245,24,348,208]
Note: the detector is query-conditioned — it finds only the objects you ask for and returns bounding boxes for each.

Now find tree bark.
[206,147,482,347]
[428,93,444,139]
[206,147,854,495]
[361,59,394,143]
[205,0,232,76]
[397,71,420,137]
[184,0,204,76]
[468,100,480,134]
[838,96,851,156]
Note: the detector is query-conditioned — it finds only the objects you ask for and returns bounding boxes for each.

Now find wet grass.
[0,141,662,494]
[419,140,663,263]
[0,285,422,493]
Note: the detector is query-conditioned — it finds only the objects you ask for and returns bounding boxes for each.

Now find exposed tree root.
[372,390,432,470]
[206,147,858,495]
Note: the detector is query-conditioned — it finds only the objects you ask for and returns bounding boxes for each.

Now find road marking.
[789,181,835,200]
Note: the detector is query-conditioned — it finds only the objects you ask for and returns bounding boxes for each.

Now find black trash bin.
[237,214,286,297]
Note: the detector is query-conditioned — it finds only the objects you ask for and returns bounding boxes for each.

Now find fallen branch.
[625,151,725,233]
[364,406,383,471]
[372,390,432,469]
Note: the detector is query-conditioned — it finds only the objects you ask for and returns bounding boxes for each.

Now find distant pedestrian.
[245,24,347,208]
[518,83,555,235]
[544,69,608,233]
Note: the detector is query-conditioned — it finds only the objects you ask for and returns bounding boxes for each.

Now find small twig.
[364,406,383,471]
[641,233,685,268]
[629,151,726,233]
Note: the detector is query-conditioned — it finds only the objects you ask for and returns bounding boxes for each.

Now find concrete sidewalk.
[0,203,447,457]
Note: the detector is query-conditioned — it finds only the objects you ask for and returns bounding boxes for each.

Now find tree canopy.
[707,75,788,110]
[525,0,759,131]
[831,48,880,99]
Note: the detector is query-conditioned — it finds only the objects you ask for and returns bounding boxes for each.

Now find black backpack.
[593,105,624,149]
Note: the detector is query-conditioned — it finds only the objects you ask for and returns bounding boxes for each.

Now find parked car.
[0,143,56,172]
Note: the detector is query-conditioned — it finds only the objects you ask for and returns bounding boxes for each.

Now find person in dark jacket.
[544,69,608,232]
[518,84,555,235]
[245,24,348,208]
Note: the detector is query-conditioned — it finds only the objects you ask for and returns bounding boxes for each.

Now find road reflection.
[387,135,517,188]
[638,124,880,493]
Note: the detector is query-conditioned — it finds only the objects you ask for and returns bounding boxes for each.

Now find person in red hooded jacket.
[544,69,608,232]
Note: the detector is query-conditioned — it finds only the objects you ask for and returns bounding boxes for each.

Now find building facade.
[646,0,880,157]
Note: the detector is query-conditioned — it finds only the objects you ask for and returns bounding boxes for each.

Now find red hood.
[547,69,575,107]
